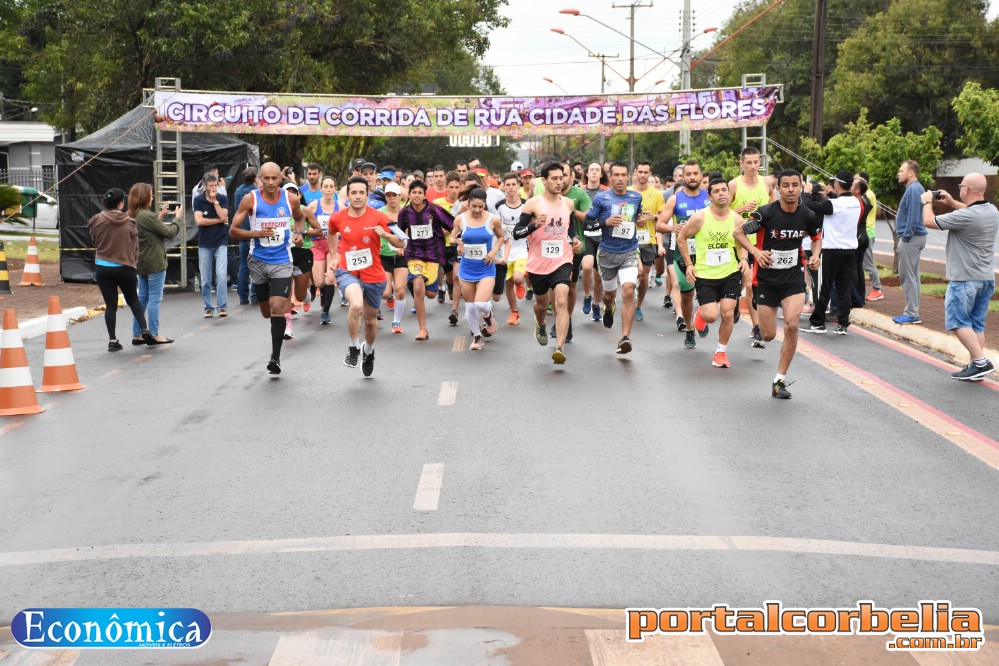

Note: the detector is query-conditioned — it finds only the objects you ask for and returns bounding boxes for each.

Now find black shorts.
[639,244,657,266]
[694,271,743,305]
[754,281,806,308]
[527,263,573,296]
[442,246,458,272]
[291,247,313,274]
[583,234,601,257]
[571,252,584,282]
[664,245,676,265]
[380,254,407,272]
[493,263,507,296]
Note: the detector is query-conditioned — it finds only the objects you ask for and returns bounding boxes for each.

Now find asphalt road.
[1,287,997,663]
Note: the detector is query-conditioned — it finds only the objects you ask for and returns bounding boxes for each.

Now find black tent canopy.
[56,104,258,282]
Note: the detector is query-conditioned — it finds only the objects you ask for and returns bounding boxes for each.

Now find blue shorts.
[335,269,386,310]
[944,280,994,333]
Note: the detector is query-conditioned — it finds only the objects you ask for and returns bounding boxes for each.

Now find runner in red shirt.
[327,176,404,376]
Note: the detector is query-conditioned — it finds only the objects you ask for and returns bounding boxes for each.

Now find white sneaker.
[284,326,293,340]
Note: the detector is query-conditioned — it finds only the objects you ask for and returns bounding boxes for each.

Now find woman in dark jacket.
[127,183,182,345]
[87,188,154,351]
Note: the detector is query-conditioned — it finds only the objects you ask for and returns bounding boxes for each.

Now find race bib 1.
[541,240,564,258]
[345,248,373,270]
[636,229,652,244]
[770,248,798,269]
[612,221,635,239]
[705,248,732,267]
[464,243,487,259]
[410,224,433,240]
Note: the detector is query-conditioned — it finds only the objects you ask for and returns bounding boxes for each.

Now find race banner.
[153,86,781,137]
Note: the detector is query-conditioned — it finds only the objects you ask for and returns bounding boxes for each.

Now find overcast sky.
[484,0,999,97]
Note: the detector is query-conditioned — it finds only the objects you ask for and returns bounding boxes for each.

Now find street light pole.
[679,0,692,157]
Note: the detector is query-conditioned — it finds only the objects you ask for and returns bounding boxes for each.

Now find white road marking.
[587,629,723,666]
[269,629,402,666]
[413,463,444,511]
[437,381,458,406]
[452,336,466,352]
[2,534,997,568]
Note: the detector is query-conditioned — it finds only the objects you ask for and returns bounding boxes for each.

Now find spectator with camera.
[919,173,997,380]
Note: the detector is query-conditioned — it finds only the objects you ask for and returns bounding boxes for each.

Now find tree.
[952,81,999,165]
[828,0,999,154]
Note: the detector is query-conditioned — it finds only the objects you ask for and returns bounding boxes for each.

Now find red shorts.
[311,238,330,262]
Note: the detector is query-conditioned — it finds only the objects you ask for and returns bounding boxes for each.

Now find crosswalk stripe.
[586,629,724,665]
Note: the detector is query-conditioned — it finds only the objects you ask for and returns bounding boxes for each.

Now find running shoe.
[392,322,403,334]
[676,315,685,332]
[469,335,484,351]
[892,314,921,325]
[267,355,281,374]
[437,290,445,304]
[203,310,213,318]
[411,307,417,314]
[483,314,498,337]
[802,305,815,316]
[376,309,385,321]
[806,324,826,333]
[508,311,520,325]
[547,302,553,315]
[552,346,566,364]
[684,329,696,349]
[592,304,602,322]
[603,300,616,329]
[866,289,884,301]
[339,296,347,307]
[320,311,331,325]
[711,351,731,368]
[694,309,709,338]
[302,301,311,312]
[663,294,673,309]
[616,336,632,354]
[951,360,995,381]
[549,323,557,339]
[635,307,644,322]
[525,288,534,301]
[344,346,360,368]
[516,283,526,299]
[218,308,228,318]
[655,276,662,287]
[535,322,548,346]
[582,295,592,314]
[772,379,792,399]
[449,310,458,326]
[361,349,375,376]
[284,326,293,340]
[752,325,765,348]
[386,295,395,308]
[835,324,848,335]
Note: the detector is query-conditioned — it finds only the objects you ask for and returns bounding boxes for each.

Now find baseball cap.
[520,169,535,177]
[834,170,854,187]
[511,161,523,172]
[361,161,377,172]
[384,182,402,195]
[351,158,366,170]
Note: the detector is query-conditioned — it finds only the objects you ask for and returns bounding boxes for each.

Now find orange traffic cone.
[18,236,45,286]
[39,296,85,392]
[0,309,45,415]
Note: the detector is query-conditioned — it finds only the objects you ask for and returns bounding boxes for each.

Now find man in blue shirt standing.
[585,161,645,354]
[194,172,230,317]
[893,159,927,324]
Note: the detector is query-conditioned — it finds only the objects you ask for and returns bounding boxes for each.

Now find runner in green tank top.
[677,177,750,369]
[729,147,776,349]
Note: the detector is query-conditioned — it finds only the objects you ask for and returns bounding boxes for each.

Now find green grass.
[0,239,60,263]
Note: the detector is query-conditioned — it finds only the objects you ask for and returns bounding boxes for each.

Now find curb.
[18,307,90,340]
[850,308,999,365]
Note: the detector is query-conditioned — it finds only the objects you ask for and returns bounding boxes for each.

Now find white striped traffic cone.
[38,295,85,392]
[17,236,45,286]
[0,309,45,415]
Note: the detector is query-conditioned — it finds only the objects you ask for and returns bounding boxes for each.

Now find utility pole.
[594,53,617,164]
[679,0,693,157]
[614,1,652,166]
[809,0,827,143]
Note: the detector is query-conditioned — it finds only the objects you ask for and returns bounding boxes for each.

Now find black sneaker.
[684,329,696,349]
[108,339,123,352]
[663,295,673,309]
[676,315,685,332]
[752,325,765,348]
[437,290,445,304]
[344,345,360,368]
[807,324,826,334]
[376,309,385,321]
[525,288,534,301]
[448,309,458,326]
[617,336,633,354]
[361,349,375,377]
[952,360,995,381]
[566,321,573,343]
[772,379,792,399]
[835,324,848,335]
[535,322,548,346]
[267,355,281,374]
[603,300,616,329]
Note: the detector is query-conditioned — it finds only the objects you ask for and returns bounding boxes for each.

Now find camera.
[933,190,944,200]
[167,202,180,211]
